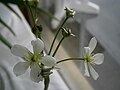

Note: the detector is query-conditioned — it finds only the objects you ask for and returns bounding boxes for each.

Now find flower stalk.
[27,2,35,26]
[52,27,75,57]
[48,7,75,55]
[57,58,84,64]
[44,76,50,90]
[48,17,68,55]
[52,37,65,57]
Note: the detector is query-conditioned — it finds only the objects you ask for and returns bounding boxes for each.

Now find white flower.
[83,37,104,80]
[11,38,56,83]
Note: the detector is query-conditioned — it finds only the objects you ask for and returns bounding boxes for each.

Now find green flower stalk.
[48,17,68,55]
[57,57,84,64]
[52,27,75,57]
[48,7,75,55]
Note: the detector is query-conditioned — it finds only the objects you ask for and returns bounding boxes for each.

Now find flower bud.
[65,7,75,18]
[62,27,75,38]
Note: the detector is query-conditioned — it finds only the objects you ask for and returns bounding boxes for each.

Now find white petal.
[11,45,31,58]
[13,62,29,76]
[31,38,44,54]
[88,64,99,80]
[30,65,43,83]
[84,61,90,77]
[41,56,56,66]
[84,47,91,54]
[93,53,104,65]
[89,37,97,53]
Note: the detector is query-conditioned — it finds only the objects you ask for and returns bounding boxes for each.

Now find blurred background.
[0,0,120,90]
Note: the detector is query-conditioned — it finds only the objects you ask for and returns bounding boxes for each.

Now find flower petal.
[30,65,43,83]
[84,47,91,54]
[41,56,56,66]
[11,45,31,59]
[84,61,90,77]
[13,62,29,76]
[88,64,99,80]
[93,53,104,65]
[89,37,97,53]
[31,38,44,54]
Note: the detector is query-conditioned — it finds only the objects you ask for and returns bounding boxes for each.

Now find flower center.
[31,56,36,62]
[30,53,41,66]
[85,54,94,63]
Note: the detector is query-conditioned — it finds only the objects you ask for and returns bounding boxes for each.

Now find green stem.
[44,76,50,90]
[48,17,69,55]
[34,2,38,20]
[28,3,35,26]
[52,37,65,57]
[57,58,84,64]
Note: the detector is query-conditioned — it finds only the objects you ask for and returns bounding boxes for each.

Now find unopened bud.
[65,7,75,18]
[62,27,75,37]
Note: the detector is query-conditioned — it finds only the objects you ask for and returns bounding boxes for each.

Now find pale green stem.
[34,2,39,24]
[48,17,69,55]
[52,37,65,57]
[44,76,50,90]
[28,4,35,26]
[57,58,84,64]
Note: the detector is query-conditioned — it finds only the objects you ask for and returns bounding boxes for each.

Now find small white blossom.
[83,37,104,80]
[11,38,56,83]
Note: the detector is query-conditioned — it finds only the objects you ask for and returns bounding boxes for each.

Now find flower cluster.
[11,37,104,82]
[10,6,104,90]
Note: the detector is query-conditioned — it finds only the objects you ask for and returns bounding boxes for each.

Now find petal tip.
[89,37,97,53]
[31,38,44,54]
[93,75,99,80]
[94,53,104,65]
